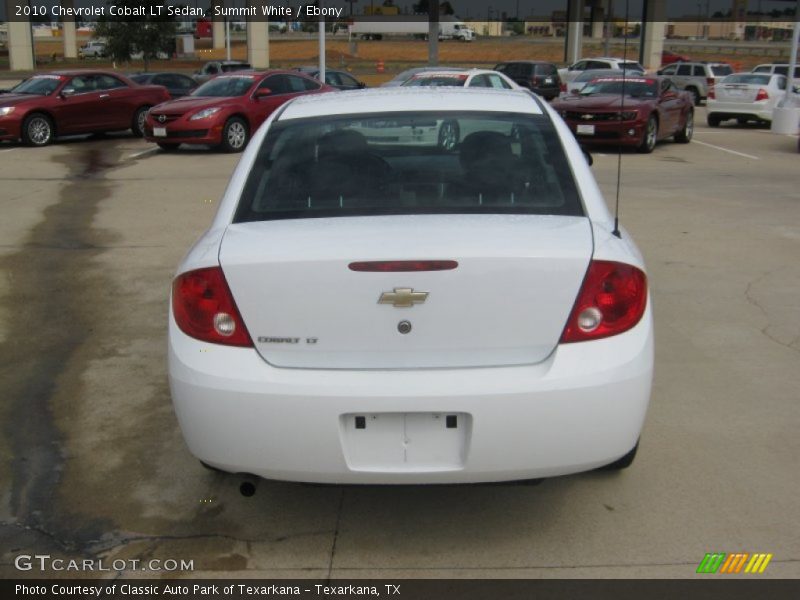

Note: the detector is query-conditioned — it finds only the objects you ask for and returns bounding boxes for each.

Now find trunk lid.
[715,84,763,103]
[220,215,593,369]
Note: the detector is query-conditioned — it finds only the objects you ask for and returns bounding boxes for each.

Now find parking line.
[127,147,160,160]
[693,139,759,160]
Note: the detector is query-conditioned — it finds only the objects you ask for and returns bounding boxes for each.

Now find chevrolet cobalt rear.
[168,88,653,484]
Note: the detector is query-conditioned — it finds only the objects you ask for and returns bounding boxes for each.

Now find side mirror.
[255,88,272,98]
[570,88,580,95]
[60,88,75,97]
[582,148,593,166]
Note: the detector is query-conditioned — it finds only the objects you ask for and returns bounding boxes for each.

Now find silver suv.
[657,62,733,105]
[752,64,800,78]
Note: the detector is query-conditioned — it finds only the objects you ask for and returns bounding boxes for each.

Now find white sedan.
[168,88,654,485]
[707,73,798,126]
[402,68,520,90]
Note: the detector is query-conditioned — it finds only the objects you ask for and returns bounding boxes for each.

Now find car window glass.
[753,66,770,73]
[661,65,677,75]
[488,74,511,89]
[235,112,584,223]
[693,66,705,76]
[468,74,490,88]
[152,74,172,87]
[587,61,609,69]
[338,73,359,88]
[178,75,196,90]
[676,65,692,76]
[262,75,288,94]
[68,75,96,93]
[290,75,319,91]
[206,64,219,74]
[776,76,786,90]
[325,72,342,86]
[774,66,788,76]
[571,61,587,71]
[710,65,733,76]
[130,74,149,84]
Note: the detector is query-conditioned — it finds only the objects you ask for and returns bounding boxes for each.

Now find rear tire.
[674,109,693,143]
[598,441,639,471]
[707,114,721,127]
[218,117,249,153]
[637,115,658,153]
[22,113,55,147]
[131,106,151,137]
[437,119,460,151]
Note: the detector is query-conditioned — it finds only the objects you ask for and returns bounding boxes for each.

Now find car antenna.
[612,0,631,239]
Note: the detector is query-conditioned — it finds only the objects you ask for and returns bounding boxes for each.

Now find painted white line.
[127,147,160,159]
[693,139,759,160]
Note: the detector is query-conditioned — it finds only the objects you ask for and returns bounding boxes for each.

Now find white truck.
[350,17,474,41]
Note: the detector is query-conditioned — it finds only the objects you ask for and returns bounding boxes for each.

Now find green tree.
[94,1,177,72]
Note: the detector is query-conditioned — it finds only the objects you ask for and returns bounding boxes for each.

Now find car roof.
[279,88,542,121]
[47,69,127,77]
[497,60,555,65]
[410,69,500,77]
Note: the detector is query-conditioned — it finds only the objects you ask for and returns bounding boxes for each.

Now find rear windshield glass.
[711,65,733,76]
[722,74,770,85]
[404,75,468,87]
[581,79,658,98]
[620,62,645,72]
[234,111,584,223]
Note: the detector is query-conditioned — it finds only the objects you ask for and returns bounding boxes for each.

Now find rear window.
[711,64,733,76]
[234,112,584,223]
[722,74,770,85]
[620,62,644,72]
[404,75,468,87]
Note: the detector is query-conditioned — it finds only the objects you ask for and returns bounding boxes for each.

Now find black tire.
[21,113,55,147]
[636,115,658,154]
[131,106,151,137]
[598,441,639,471]
[157,142,179,152]
[674,109,693,143]
[707,114,721,127]
[437,119,460,151]
[218,117,249,153]
[687,87,701,106]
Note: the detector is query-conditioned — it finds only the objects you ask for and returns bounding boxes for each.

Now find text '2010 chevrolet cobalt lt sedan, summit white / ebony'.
[168,87,653,484]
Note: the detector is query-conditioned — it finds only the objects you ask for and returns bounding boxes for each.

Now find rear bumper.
[168,305,654,484]
[707,101,774,122]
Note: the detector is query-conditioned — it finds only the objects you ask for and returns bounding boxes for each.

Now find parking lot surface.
[1,111,798,578]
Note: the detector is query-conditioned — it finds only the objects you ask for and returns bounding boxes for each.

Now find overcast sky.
[1,0,797,22]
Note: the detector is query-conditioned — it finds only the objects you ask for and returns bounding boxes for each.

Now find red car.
[144,70,337,152]
[661,50,691,66]
[551,76,694,153]
[0,70,170,147]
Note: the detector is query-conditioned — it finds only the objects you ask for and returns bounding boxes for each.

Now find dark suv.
[494,61,561,100]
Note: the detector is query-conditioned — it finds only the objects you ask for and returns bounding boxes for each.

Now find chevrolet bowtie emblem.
[378,288,428,308]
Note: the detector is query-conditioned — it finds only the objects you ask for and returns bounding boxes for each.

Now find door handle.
[99,94,110,98]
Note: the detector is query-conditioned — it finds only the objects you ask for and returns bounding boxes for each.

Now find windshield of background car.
[11,75,64,95]
[192,75,255,97]
[580,78,658,98]
[234,112,584,223]
[722,74,771,85]
[620,62,645,72]
[403,75,469,87]
[710,64,733,76]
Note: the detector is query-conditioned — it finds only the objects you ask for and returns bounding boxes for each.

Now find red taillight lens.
[560,260,648,343]
[755,88,769,102]
[707,87,715,99]
[172,267,253,347]
[706,77,715,87]
[560,82,567,92]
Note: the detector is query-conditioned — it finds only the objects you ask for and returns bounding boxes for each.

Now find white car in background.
[558,57,646,85]
[168,88,653,485]
[561,68,644,96]
[707,73,798,126]
[402,68,520,90]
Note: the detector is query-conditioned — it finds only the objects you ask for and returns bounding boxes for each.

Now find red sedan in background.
[551,76,694,153]
[144,70,337,152]
[0,70,170,146]
[661,50,691,65]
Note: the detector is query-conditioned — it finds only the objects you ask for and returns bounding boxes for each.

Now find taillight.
[560,260,648,343]
[755,88,769,102]
[706,77,715,87]
[707,87,715,99]
[172,267,253,347]
[560,82,567,92]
